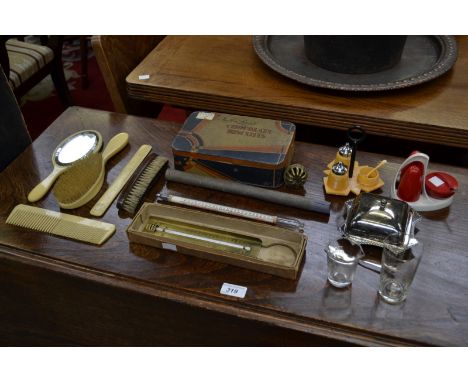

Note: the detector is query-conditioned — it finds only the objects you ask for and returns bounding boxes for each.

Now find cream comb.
[6,204,115,245]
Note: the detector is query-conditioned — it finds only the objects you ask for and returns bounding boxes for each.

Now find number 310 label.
[220,283,247,298]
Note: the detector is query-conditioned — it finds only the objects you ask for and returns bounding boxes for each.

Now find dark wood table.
[1,107,467,346]
[127,35,468,148]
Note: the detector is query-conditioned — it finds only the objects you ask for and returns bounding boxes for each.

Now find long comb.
[6,204,115,245]
[117,154,168,215]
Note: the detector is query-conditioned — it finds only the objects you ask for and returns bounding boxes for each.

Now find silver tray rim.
[253,35,458,92]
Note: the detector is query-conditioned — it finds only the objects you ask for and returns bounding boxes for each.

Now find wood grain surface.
[127,35,468,148]
[1,107,467,346]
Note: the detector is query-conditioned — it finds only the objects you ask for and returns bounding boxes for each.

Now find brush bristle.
[6,204,115,245]
[53,153,103,204]
[120,156,168,214]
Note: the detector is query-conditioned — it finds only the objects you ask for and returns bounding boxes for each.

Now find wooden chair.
[0,36,72,106]
[79,36,89,89]
[91,35,165,117]
[0,66,31,172]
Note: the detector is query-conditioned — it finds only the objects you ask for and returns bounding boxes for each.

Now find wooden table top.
[1,107,468,346]
[127,35,468,148]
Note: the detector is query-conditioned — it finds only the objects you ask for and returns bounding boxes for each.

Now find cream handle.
[102,133,129,164]
[90,145,152,217]
[27,166,66,202]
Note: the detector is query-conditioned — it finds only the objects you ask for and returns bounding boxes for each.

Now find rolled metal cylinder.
[165,169,329,215]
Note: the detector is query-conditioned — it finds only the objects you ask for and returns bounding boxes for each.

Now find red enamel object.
[425,172,459,199]
[397,160,424,202]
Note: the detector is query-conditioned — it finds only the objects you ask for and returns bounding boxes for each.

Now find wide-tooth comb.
[117,154,168,215]
[6,204,115,245]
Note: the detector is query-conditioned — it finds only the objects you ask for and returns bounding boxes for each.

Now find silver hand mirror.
[28,130,103,202]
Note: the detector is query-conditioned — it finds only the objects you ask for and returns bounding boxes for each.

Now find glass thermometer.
[156,193,304,231]
[146,223,251,252]
[145,219,260,256]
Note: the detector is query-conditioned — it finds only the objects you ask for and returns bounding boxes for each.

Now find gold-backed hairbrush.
[52,133,129,209]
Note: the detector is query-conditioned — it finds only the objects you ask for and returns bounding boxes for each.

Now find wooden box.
[127,203,307,279]
[171,111,296,188]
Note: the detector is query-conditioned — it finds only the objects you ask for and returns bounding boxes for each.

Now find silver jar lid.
[332,161,348,176]
[340,193,421,254]
[338,142,352,157]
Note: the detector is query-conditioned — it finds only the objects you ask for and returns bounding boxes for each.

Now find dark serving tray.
[253,35,458,92]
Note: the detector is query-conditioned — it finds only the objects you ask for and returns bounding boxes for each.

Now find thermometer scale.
[157,193,304,231]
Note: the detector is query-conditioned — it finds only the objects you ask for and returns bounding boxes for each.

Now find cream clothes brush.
[116,153,168,215]
[90,145,153,217]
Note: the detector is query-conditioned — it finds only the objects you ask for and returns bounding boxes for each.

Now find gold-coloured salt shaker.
[335,142,352,168]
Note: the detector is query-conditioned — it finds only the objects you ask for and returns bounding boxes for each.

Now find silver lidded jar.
[340,193,421,254]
